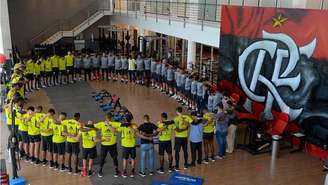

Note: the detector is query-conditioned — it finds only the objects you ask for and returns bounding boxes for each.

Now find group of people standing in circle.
[5,49,239,180]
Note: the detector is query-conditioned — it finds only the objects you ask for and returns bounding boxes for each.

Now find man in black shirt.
[138,115,158,177]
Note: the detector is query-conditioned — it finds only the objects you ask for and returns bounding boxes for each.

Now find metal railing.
[113,0,221,30]
[29,0,111,46]
[28,0,328,47]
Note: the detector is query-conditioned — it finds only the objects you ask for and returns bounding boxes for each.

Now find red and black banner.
[221,5,328,59]
[218,5,328,137]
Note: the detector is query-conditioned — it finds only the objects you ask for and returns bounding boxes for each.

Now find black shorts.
[41,135,53,152]
[101,144,118,158]
[26,74,34,80]
[115,69,121,75]
[29,135,41,143]
[161,76,167,83]
[40,72,45,77]
[158,141,172,156]
[46,71,52,77]
[74,68,81,74]
[192,94,197,101]
[82,147,97,160]
[53,68,59,75]
[136,71,144,77]
[123,69,129,75]
[108,66,115,72]
[151,72,157,79]
[18,131,29,143]
[167,80,174,87]
[144,70,151,78]
[67,66,74,74]
[53,142,66,155]
[122,147,136,160]
[59,70,66,75]
[203,132,214,141]
[155,74,161,82]
[66,142,80,155]
[184,89,191,98]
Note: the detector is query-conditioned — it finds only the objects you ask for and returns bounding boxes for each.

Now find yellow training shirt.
[26,60,34,74]
[81,129,97,148]
[65,119,81,143]
[33,63,41,75]
[28,113,44,135]
[158,121,175,141]
[51,122,66,143]
[65,54,74,67]
[51,56,59,68]
[118,124,137,148]
[19,113,31,132]
[174,115,193,138]
[203,112,215,133]
[95,121,121,146]
[40,116,54,136]
[44,59,52,72]
[58,57,66,70]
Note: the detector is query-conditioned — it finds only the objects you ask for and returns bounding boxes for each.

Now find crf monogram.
[238,31,317,121]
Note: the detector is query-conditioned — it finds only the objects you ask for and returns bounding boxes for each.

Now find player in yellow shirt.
[6,83,20,104]
[46,112,67,171]
[75,121,99,177]
[20,106,34,161]
[65,51,74,83]
[117,116,151,178]
[156,112,175,173]
[65,113,81,175]
[33,59,41,90]
[44,57,53,86]
[173,106,193,171]
[25,59,35,92]
[38,57,46,87]
[58,56,67,84]
[202,107,215,163]
[39,108,56,168]
[94,113,121,178]
[5,97,24,130]
[51,54,60,85]
[28,106,44,165]
[4,104,13,130]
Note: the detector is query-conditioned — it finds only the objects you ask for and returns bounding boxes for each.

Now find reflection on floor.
[9,81,325,185]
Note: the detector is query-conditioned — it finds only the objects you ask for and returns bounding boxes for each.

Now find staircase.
[30,0,113,46]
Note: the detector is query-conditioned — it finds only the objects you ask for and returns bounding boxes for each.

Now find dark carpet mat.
[44,82,104,122]
[45,82,171,185]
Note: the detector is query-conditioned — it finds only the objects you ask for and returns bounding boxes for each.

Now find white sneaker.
[214,156,224,160]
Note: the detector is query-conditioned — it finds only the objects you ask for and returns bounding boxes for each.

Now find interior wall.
[80,16,111,40]
[8,0,96,53]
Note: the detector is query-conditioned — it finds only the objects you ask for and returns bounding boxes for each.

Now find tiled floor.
[2,80,325,185]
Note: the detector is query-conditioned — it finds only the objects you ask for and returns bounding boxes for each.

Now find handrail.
[29,0,111,46]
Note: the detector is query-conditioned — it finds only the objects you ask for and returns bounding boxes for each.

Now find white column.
[139,28,144,53]
[187,40,196,71]
[0,0,12,58]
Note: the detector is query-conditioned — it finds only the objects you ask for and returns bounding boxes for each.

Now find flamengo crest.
[238,31,317,121]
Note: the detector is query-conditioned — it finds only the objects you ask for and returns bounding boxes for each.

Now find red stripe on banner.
[221,5,328,60]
